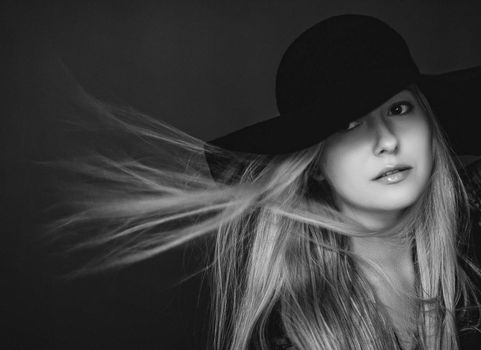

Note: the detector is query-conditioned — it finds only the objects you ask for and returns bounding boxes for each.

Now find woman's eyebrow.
[384,95,415,106]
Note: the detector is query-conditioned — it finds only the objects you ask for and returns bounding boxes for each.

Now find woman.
[51,15,481,349]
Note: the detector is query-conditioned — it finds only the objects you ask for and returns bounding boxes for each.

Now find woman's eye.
[345,120,362,131]
[388,101,413,116]
[343,101,413,132]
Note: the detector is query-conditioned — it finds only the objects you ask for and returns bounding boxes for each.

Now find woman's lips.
[372,165,412,181]
[374,168,412,184]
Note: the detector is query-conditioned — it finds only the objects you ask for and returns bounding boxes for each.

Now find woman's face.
[320,89,433,222]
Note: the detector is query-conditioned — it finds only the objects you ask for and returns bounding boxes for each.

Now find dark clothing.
[265,159,481,349]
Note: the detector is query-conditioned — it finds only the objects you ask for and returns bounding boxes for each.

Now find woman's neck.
[351,234,414,275]
[337,198,412,271]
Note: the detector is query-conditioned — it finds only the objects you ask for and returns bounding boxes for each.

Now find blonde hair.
[46,82,481,350]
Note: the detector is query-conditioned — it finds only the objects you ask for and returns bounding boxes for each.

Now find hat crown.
[275,14,419,115]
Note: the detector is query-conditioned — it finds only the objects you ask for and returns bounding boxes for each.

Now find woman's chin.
[368,194,420,212]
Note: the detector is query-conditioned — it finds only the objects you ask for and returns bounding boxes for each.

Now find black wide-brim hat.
[205,14,481,181]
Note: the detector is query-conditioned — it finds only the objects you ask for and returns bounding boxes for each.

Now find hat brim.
[418,65,481,157]
[208,65,481,157]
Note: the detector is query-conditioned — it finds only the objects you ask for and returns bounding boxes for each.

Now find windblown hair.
[47,82,481,350]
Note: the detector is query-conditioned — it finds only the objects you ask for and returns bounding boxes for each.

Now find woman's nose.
[372,117,399,156]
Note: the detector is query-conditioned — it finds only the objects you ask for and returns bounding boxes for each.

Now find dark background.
[3,1,481,349]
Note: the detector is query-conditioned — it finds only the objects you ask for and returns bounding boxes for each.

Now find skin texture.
[320,89,433,231]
